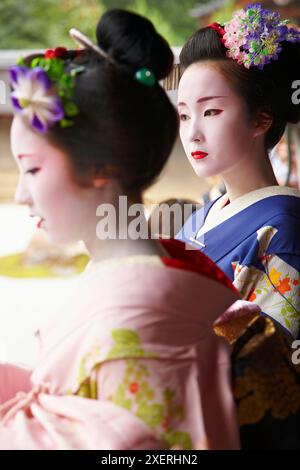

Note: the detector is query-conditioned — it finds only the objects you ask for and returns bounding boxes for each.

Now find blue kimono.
[176,186,300,449]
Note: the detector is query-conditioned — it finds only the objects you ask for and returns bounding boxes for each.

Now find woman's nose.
[14,175,32,206]
[189,120,204,143]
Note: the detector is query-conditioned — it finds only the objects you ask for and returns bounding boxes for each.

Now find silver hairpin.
[69,27,115,63]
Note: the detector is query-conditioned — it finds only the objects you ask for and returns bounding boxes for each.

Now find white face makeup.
[10,116,99,245]
[178,63,256,178]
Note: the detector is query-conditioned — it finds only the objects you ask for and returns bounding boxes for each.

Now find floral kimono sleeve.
[97,360,196,450]
[232,226,300,339]
[75,328,198,450]
[0,329,201,450]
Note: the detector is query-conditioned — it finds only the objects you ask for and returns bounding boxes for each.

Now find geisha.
[176,3,300,449]
[177,4,300,449]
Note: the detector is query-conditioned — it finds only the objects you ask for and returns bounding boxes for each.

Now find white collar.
[196,186,300,238]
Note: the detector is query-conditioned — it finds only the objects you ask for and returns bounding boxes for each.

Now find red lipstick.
[191,151,208,160]
[37,218,45,229]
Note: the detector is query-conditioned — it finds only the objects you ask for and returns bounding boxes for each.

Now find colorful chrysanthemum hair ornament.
[210,3,300,70]
[9,47,84,133]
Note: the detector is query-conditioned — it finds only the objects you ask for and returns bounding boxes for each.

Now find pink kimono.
[0,240,240,449]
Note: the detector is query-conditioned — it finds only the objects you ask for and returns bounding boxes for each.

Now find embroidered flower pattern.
[73,329,194,449]
[107,359,192,450]
[105,329,192,450]
[232,226,300,338]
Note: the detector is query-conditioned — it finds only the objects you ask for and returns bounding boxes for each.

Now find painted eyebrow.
[18,154,37,160]
[177,96,227,107]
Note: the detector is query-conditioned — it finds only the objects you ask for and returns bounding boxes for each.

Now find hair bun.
[96,9,173,80]
[260,40,300,124]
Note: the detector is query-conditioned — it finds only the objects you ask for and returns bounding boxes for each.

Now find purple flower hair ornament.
[9,49,84,133]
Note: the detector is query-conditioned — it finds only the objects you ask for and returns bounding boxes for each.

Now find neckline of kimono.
[196,185,300,239]
[85,254,164,273]
[83,249,234,289]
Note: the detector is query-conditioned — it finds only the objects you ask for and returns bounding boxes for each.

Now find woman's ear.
[92,168,107,189]
[92,177,107,189]
[253,110,273,138]
[92,165,120,188]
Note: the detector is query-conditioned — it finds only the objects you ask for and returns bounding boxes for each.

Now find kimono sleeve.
[0,334,198,449]
[232,223,300,339]
[0,363,32,404]
[72,327,201,450]
[0,391,165,449]
[96,358,197,450]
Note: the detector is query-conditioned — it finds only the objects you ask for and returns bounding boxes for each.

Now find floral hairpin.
[209,3,300,69]
[9,47,84,133]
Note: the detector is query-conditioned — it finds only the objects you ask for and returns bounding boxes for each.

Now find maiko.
[100,455,135,467]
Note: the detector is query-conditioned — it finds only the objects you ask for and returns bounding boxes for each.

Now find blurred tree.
[0,0,54,48]
[0,0,104,49]
[47,0,105,46]
[0,0,210,49]
[211,0,236,23]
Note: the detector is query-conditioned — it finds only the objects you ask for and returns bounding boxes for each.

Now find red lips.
[37,218,45,229]
[191,151,208,160]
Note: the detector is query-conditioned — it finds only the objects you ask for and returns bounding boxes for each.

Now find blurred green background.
[0,0,208,48]
[0,0,297,49]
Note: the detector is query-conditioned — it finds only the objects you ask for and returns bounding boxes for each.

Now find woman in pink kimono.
[0,9,246,449]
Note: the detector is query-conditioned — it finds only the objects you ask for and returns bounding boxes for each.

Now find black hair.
[180,26,300,151]
[27,9,178,195]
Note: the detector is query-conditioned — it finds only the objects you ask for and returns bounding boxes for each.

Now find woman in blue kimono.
[175,3,300,449]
